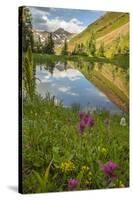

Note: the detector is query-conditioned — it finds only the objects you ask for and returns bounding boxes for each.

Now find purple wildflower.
[68,179,79,190]
[101,160,118,180]
[78,112,95,133]
[83,114,90,124]
[79,112,86,120]
[79,120,86,133]
[86,116,95,127]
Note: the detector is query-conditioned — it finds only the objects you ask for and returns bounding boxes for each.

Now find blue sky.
[29,6,105,33]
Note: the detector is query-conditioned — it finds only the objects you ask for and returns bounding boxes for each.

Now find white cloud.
[41,16,85,33]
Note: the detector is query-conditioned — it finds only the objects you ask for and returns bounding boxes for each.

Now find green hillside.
[68,12,129,53]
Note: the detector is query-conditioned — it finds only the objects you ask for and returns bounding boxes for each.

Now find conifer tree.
[88,32,96,56]
[43,33,54,54]
[20,6,33,52]
[61,39,68,55]
[98,42,105,57]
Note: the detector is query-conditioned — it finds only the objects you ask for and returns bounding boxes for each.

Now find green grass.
[22,95,129,193]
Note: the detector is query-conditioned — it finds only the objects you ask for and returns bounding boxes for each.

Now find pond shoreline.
[33,53,129,69]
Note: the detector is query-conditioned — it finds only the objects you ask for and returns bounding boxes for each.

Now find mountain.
[33,28,75,48]
[53,28,74,46]
[68,12,129,57]
[33,30,49,44]
[54,28,72,36]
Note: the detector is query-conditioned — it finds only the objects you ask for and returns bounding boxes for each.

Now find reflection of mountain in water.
[73,61,129,112]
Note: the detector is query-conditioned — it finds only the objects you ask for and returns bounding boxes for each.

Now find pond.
[35,60,129,113]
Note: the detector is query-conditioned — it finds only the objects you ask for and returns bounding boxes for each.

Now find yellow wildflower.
[84,180,92,185]
[101,147,107,155]
[88,171,92,176]
[60,160,75,172]
[119,180,125,188]
[81,165,89,173]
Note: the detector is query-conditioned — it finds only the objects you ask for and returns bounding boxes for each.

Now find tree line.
[71,33,105,57]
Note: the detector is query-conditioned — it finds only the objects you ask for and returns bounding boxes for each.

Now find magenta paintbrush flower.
[86,116,95,127]
[79,120,86,133]
[83,114,90,124]
[79,112,86,120]
[101,160,118,180]
[68,179,79,190]
[78,112,95,133]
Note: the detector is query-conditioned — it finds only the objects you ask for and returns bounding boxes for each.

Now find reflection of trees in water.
[72,60,95,72]
[76,61,83,70]
[37,60,68,75]
[112,66,116,81]
[125,70,129,83]
[64,60,68,71]
[114,66,118,73]
[35,59,56,75]
[39,65,42,71]
[96,62,103,72]
[114,65,129,86]
[44,60,56,75]
[122,68,129,85]
[84,61,95,72]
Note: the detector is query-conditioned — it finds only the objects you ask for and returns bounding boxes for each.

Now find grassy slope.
[105,33,129,58]
[96,23,129,48]
[68,12,129,51]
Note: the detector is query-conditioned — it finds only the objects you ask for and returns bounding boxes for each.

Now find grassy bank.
[33,53,106,63]
[23,95,129,193]
[33,53,129,68]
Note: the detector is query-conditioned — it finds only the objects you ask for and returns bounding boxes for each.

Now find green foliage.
[19,6,33,52]
[36,36,43,53]
[98,42,105,57]
[87,33,96,56]
[23,47,35,99]
[105,33,129,58]
[114,35,122,55]
[43,33,55,54]
[33,160,53,192]
[72,33,96,56]
[72,43,87,56]
[61,39,68,55]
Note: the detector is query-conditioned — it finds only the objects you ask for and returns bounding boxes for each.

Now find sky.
[29,6,105,33]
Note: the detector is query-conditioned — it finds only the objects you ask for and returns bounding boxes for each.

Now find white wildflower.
[120,117,126,126]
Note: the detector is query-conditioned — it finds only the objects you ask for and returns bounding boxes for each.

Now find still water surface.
[35,61,126,113]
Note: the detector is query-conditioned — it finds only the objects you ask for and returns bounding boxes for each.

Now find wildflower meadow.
[22,95,129,193]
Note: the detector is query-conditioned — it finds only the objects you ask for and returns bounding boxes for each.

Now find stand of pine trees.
[43,33,55,54]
